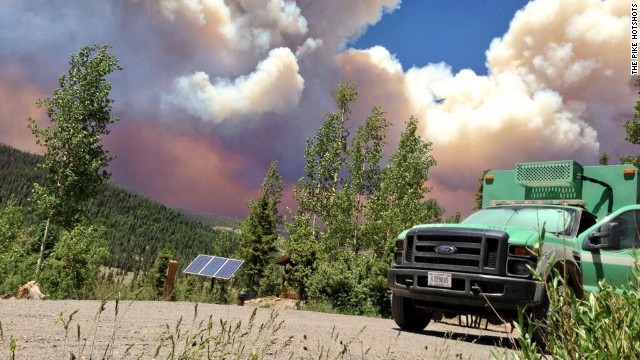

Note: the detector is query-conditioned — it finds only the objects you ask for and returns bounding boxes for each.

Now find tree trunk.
[36,217,51,276]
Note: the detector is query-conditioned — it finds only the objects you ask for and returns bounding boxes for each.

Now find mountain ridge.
[0,142,240,272]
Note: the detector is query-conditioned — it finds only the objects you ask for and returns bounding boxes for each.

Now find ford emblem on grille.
[434,244,457,255]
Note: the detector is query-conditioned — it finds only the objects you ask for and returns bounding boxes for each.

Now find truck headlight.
[394,252,402,265]
[507,259,534,277]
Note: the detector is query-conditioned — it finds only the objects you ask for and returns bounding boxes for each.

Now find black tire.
[391,293,432,332]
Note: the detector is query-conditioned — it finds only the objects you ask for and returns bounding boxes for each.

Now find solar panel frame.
[183,254,214,275]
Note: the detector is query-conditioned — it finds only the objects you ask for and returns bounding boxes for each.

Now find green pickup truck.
[387,160,639,336]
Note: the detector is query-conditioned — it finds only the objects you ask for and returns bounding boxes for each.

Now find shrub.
[0,200,37,295]
[258,262,283,297]
[147,248,174,298]
[306,254,389,316]
[514,258,640,358]
[39,225,109,299]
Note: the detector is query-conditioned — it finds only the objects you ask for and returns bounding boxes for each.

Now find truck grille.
[404,228,508,275]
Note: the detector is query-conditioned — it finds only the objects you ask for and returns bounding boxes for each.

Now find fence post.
[163,260,178,300]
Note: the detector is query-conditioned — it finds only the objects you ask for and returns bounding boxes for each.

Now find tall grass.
[0,322,16,360]
[49,302,285,360]
[1,299,480,360]
[507,257,640,359]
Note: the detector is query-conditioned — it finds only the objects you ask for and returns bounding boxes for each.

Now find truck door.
[580,209,639,293]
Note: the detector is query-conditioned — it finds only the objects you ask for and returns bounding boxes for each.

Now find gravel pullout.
[0,300,517,359]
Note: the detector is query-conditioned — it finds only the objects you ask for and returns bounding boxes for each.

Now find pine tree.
[149,248,174,297]
[237,162,283,292]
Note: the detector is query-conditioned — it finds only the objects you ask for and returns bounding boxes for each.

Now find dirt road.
[0,300,518,359]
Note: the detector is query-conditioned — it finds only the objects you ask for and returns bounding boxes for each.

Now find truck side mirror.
[583,222,621,251]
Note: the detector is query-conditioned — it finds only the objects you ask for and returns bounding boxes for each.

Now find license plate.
[428,272,452,288]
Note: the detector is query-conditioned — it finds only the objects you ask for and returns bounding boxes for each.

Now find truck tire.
[391,293,432,332]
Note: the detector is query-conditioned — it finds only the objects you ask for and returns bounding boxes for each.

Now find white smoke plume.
[157,0,309,51]
[163,47,304,123]
[337,0,636,213]
[0,0,636,218]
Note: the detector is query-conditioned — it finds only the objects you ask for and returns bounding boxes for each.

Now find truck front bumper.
[388,267,545,312]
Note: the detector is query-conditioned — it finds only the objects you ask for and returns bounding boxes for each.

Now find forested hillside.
[0,143,240,272]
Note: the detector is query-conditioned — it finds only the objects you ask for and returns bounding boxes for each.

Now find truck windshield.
[462,206,576,236]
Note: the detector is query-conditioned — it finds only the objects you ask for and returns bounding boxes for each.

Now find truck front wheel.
[391,293,432,332]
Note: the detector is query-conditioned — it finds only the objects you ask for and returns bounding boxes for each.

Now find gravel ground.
[0,300,518,359]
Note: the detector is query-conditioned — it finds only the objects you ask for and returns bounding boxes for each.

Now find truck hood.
[408,223,540,246]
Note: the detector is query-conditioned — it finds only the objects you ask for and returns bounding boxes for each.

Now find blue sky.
[354,1,530,74]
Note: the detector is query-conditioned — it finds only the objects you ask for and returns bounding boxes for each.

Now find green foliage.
[515,260,640,358]
[624,77,640,144]
[0,248,37,296]
[473,169,490,210]
[88,185,240,272]
[92,262,237,304]
[237,162,283,293]
[0,144,240,274]
[93,269,138,301]
[28,44,121,275]
[0,144,46,214]
[40,225,109,299]
[619,154,640,168]
[285,80,372,300]
[0,199,23,254]
[149,275,234,304]
[258,262,284,297]
[445,212,462,223]
[599,152,609,165]
[214,280,233,304]
[1,78,445,311]
[28,44,121,228]
[306,260,352,311]
[148,249,174,297]
[281,210,317,300]
[284,81,441,313]
[171,275,208,302]
[306,253,390,317]
[366,117,442,256]
[621,76,640,167]
[0,200,37,294]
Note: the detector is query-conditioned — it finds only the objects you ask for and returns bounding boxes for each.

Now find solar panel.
[183,255,244,279]
[215,259,244,279]
[199,257,226,277]
[183,254,213,275]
